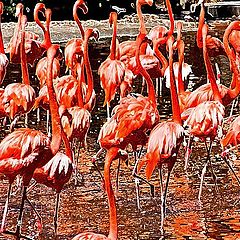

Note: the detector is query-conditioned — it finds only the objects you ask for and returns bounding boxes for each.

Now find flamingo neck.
[12,12,22,58]
[153,42,168,76]
[73,1,85,39]
[61,130,73,162]
[136,35,156,108]
[20,17,30,85]
[223,22,240,99]
[203,30,222,102]
[177,40,185,94]
[169,38,182,124]
[137,1,146,34]
[41,11,52,49]
[197,3,205,48]
[0,16,4,54]
[109,15,117,60]
[105,147,118,240]
[47,46,62,155]
[83,35,94,107]
[77,60,84,108]
[166,0,174,36]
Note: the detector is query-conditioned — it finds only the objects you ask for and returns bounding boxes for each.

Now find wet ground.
[0,18,240,240]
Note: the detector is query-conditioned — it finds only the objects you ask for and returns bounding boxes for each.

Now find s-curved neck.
[73,0,88,39]
[223,21,240,99]
[42,8,52,49]
[0,4,4,54]
[105,147,118,240]
[177,40,185,94]
[166,0,174,36]
[20,16,30,85]
[109,12,117,60]
[168,36,182,124]
[202,24,222,102]
[197,2,205,48]
[136,34,156,108]
[46,45,62,155]
[137,0,152,34]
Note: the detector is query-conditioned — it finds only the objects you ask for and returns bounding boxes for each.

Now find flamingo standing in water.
[184,24,226,200]
[6,3,49,66]
[94,33,159,209]
[65,0,87,77]
[140,35,184,232]
[30,131,74,236]
[0,43,63,239]
[3,15,36,130]
[98,12,126,118]
[60,28,98,184]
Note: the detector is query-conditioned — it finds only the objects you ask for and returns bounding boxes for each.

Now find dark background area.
[2,0,182,22]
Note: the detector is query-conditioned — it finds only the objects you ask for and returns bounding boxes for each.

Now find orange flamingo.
[3,15,36,129]
[64,0,87,76]
[6,3,48,66]
[140,35,184,232]
[35,8,61,88]
[72,147,120,240]
[98,12,126,118]
[29,131,74,236]
[184,24,225,200]
[0,2,8,85]
[0,44,63,239]
[119,0,153,65]
[196,0,226,58]
[94,33,159,209]
[164,22,192,92]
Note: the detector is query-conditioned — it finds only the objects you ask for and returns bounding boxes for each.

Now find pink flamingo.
[3,15,35,129]
[0,44,63,239]
[6,3,49,66]
[140,35,184,232]
[98,12,126,118]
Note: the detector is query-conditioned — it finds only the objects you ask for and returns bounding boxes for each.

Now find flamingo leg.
[46,109,50,136]
[1,184,12,233]
[9,116,20,132]
[141,77,145,94]
[184,134,193,170]
[24,113,28,126]
[106,102,110,120]
[205,141,219,195]
[15,186,27,240]
[221,154,240,186]
[92,148,105,181]
[54,193,60,237]
[198,162,208,201]
[116,158,121,194]
[36,108,40,122]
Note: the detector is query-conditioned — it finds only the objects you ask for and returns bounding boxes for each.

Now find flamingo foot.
[2,230,34,240]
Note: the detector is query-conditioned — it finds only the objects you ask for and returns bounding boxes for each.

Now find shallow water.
[0,28,240,240]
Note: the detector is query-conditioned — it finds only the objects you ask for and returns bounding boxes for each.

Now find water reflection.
[0,28,239,240]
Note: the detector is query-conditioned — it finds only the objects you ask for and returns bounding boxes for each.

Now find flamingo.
[60,28,98,184]
[196,0,226,58]
[6,3,48,66]
[72,147,120,240]
[35,8,61,89]
[94,33,159,209]
[3,15,36,129]
[98,12,126,118]
[164,22,192,92]
[140,35,184,232]
[184,24,225,200]
[29,131,74,236]
[0,43,63,239]
[64,0,87,77]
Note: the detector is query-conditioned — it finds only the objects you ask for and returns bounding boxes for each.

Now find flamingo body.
[185,101,225,141]
[0,53,9,85]
[3,83,36,119]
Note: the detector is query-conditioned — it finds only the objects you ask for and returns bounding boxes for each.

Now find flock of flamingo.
[0,0,239,239]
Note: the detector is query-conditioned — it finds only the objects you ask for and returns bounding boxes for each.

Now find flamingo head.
[15,3,24,17]
[34,3,46,18]
[0,2,3,15]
